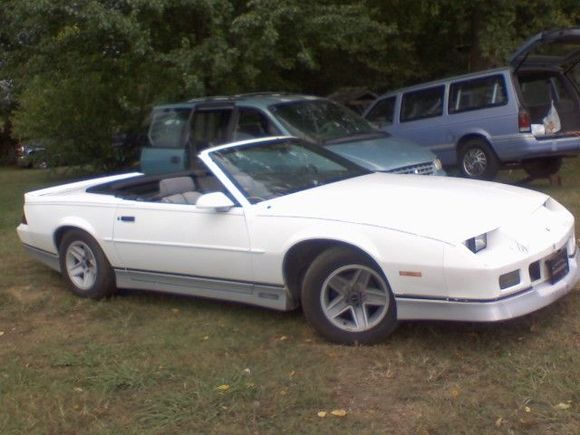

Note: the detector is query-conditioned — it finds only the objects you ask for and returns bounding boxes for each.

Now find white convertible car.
[17,137,579,344]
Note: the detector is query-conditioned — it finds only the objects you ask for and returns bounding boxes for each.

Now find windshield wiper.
[323,131,390,145]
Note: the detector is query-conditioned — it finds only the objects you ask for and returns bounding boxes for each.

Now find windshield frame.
[204,138,370,204]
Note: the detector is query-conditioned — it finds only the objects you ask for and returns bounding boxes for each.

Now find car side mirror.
[196,192,235,212]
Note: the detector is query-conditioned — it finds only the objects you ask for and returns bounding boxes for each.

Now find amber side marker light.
[399,271,422,278]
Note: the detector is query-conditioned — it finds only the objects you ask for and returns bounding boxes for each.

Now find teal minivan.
[140,93,445,176]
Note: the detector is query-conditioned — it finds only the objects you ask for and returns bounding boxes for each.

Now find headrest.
[159,176,196,196]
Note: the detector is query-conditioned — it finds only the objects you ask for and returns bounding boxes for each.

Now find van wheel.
[301,247,397,345]
[458,139,499,180]
[522,157,562,178]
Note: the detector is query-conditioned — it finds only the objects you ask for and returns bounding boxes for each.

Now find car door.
[141,106,193,174]
[112,193,253,294]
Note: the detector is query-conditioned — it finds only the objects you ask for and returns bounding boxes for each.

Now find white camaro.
[17,137,579,344]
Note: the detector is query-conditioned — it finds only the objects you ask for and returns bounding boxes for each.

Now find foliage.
[0,0,579,169]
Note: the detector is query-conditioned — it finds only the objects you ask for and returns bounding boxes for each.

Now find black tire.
[301,247,397,345]
[58,230,117,299]
[522,157,562,178]
[458,139,500,180]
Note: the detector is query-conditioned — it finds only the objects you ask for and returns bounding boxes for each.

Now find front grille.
[388,162,435,175]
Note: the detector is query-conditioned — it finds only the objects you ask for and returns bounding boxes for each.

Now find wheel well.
[54,226,87,250]
[457,134,492,155]
[282,239,381,302]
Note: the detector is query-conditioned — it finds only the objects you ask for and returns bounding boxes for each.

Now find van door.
[390,85,451,163]
[141,107,192,174]
[187,103,237,162]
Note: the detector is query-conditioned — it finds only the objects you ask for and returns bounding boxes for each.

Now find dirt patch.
[4,285,46,304]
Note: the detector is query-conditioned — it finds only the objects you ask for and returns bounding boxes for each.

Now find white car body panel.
[17,139,579,321]
[113,201,252,281]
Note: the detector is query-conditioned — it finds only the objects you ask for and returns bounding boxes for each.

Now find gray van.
[364,28,580,180]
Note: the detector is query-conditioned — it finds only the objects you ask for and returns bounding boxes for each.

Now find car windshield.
[269,100,380,143]
[210,139,369,203]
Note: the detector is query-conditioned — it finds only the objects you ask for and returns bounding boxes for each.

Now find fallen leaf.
[279,336,288,341]
[289,370,296,377]
[317,411,327,418]
[554,402,571,410]
[495,417,503,428]
[450,387,461,398]
[0,331,4,336]
[216,384,230,392]
[73,387,83,393]
[279,389,287,395]
[202,336,209,341]
[524,406,531,413]
[243,368,251,375]
[331,409,347,417]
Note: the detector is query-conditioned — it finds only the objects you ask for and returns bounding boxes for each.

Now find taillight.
[518,109,531,133]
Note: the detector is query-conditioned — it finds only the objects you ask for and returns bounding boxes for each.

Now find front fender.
[249,215,447,298]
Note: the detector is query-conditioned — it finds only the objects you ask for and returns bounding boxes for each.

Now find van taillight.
[518,109,531,133]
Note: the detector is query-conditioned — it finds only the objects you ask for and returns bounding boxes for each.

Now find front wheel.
[301,247,397,345]
[458,139,499,180]
[58,230,117,299]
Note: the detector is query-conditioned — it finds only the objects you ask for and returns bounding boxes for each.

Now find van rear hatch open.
[510,28,580,72]
[510,29,580,137]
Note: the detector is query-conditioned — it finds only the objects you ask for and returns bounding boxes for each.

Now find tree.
[1,0,579,169]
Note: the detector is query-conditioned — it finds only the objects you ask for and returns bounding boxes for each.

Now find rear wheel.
[58,230,116,299]
[522,157,562,178]
[301,247,397,345]
[458,139,499,180]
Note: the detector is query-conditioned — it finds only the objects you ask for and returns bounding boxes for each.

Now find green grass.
[0,165,578,434]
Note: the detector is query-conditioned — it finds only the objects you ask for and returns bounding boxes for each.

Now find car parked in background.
[17,143,47,169]
[17,137,579,344]
[364,28,580,180]
[141,93,445,176]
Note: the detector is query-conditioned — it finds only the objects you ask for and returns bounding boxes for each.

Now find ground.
[0,165,578,434]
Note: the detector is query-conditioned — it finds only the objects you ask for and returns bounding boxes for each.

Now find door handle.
[118,216,135,222]
[170,156,181,164]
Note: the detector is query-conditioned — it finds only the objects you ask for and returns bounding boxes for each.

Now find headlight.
[433,158,443,171]
[465,233,487,253]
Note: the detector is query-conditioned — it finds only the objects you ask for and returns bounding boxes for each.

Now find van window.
[366,96,396,126]
[233,108,279,141]
[148,108,191,148]
[400,86,444,122]
[191,109,234,150]
[449,75,507,114]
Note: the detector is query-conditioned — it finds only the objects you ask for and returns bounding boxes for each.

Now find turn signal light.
[499,270,521,289]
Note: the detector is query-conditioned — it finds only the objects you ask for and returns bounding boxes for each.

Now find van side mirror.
[196,192,235,212]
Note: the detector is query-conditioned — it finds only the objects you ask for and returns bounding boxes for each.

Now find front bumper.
[395,250,578,322]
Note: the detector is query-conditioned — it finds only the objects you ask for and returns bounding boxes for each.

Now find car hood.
[256,173,548,244]
[323,136,436,172]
